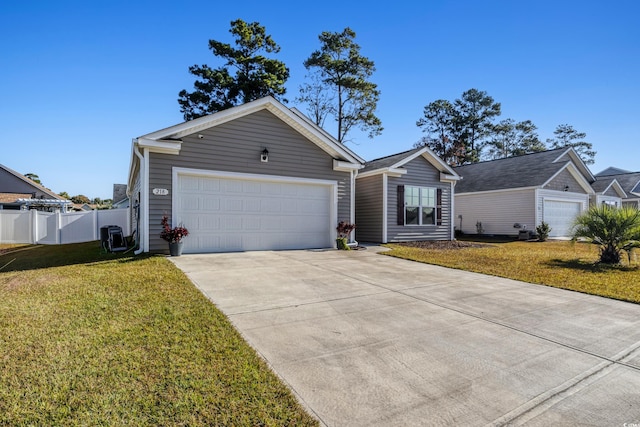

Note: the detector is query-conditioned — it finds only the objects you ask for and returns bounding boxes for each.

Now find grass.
[0,242,318,426]
[384,239,640,304]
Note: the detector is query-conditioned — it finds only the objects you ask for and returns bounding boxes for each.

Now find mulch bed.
[393,240,493,250]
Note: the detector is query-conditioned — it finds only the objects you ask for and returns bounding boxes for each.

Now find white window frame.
[405,186,436,226]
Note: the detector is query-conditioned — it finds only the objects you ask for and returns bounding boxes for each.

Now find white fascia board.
[267,103,364,165]
[609,180,628,198]
[553,147,595,182]
[420,150,459,177]
[136,137,181,155]
[356,167,407,179]
[543,163,595,194]
[455,185,539,196]
[127,139,140,192]
[440,173,461,182]
[140,98,275,140]
[596,180,626,198]
[138,96,364,165]
[289,107,365,164]
[388,146,459,178]
[333,160,364,172]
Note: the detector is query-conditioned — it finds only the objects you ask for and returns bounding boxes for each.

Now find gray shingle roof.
[454,148,573,193]
[596,167,632,176]
[596,172,640,197]
[360,147,424,173]
[590,177,616,193]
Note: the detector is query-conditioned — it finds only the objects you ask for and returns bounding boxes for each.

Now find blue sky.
[1,1,638,199]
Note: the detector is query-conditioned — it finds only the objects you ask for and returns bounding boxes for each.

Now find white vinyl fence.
[0,209,130,245]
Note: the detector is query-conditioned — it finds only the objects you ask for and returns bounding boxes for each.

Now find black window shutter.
[436,188,443,226]
[397,185,405,225]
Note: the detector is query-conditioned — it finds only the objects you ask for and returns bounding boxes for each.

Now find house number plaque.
[153,188,169,196]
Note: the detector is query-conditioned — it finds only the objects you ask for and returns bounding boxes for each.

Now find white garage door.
[543,200,582,238]
[176,173,334,253]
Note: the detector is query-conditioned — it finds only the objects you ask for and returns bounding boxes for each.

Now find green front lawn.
[0,243,317,426]
[384,239,640,304]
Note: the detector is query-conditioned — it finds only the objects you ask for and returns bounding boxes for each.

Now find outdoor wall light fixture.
[261,148,269,162]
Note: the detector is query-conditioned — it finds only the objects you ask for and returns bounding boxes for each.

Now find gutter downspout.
[349,169,358,246]
[133,142,146,255]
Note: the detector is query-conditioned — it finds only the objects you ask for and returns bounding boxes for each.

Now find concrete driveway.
[171,247,640,426]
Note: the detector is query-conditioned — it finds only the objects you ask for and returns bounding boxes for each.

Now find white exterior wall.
[455,189,536,235]
[592,194,622,207]
[536,189,589,225]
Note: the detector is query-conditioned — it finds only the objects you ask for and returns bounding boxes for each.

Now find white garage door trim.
[172,167,337,253]
[542,198,582,238]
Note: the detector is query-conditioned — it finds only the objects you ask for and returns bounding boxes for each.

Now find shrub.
[536,222,551,242]
[571,206,640,264]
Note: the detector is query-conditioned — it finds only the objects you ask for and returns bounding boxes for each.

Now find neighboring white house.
[595,168,640,209]
[454,148,597,238]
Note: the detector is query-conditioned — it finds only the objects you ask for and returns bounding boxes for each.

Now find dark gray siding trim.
[355,175,383,243]
[146,109,351,252]
[387,157,452,241]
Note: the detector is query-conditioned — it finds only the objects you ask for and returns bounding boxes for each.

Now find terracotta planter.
[169,241,184,256]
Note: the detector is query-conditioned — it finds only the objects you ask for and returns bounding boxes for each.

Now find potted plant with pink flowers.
[160,215,189,256]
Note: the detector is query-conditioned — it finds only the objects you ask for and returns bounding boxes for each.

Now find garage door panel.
[177,174,333,253]
[263,199,282,213]
[543,200,581,238]
[202,197,220,211]
[179,195,200,211]
[179,175,200,191]
[201,178,220,192]
[199,216,220,230]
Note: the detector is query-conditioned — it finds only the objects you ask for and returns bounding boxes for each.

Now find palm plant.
[571,206,640,264]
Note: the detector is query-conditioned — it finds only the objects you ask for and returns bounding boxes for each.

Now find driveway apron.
[171,247,640,426]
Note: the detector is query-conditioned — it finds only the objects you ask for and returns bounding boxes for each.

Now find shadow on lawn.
[0,241,151,273]
[546,258,639,273]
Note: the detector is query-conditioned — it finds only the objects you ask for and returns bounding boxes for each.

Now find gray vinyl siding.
[355,175,383,243]
[603,186,618,197]
[387,157,452,241]
[0,169,58,199]
[146,109,352,252]
[544,169,588,193]
[455,189,536,235]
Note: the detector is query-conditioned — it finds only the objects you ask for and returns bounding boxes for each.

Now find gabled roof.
[358,146,460,180]
[454,148,594,194]
[596,166,632,177]
[0,164,64,200]
[594,171,640,198]
[135,96,364,165]
[591,177,627,198]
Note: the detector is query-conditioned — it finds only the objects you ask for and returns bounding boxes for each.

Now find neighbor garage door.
[175,172,334,253]
[543,200,582,238]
